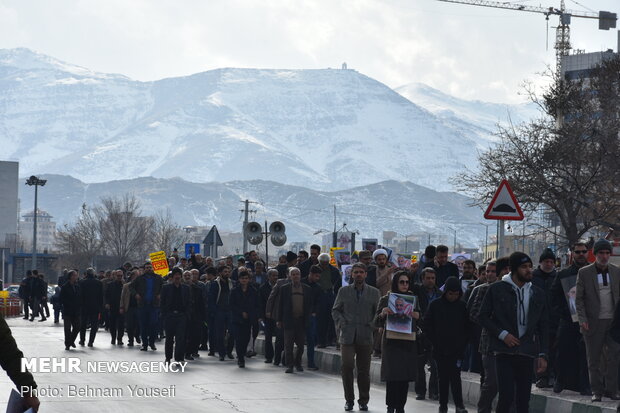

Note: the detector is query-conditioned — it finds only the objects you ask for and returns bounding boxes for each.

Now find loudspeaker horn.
[269,221,287,247]
[245,222,263,245]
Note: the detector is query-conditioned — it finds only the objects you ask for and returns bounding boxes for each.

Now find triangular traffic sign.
[484,179,524,221]
[203,225,224,246]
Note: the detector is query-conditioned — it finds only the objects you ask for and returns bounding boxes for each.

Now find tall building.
[562,49,618,80]
[0,161,18,249]
[19,209,57,253]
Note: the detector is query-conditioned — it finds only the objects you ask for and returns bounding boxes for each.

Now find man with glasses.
[551,241,591,394]
[576,239,620,402]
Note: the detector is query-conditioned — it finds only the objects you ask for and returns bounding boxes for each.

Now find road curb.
[254,337,618,412]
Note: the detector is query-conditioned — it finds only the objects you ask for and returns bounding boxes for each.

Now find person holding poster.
[374,271,419,413]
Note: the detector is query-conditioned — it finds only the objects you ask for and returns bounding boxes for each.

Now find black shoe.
[23,316,28,320]
[127,341,134,347]
[344,401,354,411]
[238,360,245,368]
[39,317,46,322]
[553,381,563,394]
[87,342,93,347]
[285,367,294,373]
[246,350,256,358]
[136,337,141,344]
[140,345,148,351]
[79,341,85,346]
[150,344,157,351]
[54,320,59,324]
[191,353,200,358]
[438,406,448,413]
[208,351,216,357]
[71,343,76,348]
[308,364,318,370]
[185,354,195,361]
[296,365,304,372]
[117,341,124,346]
[165,359,171,365]
[604,392,620,400]
[111,339,116,345]
[65,346,71,350]
[416,394,425,400]
[29,317,34,322]
[359,403,368,411]
[455,407,468,413]
[227,352,234,360]
[264,359,273,363]
[592,394,602,402]
[219,355,225,361]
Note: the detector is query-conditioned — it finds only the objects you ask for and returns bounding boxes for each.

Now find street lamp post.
[25,176,47,271]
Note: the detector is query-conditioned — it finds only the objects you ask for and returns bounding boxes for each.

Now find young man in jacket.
[479,252,549,413]
[332,262,381,412]
[424,276,470,413]
[105,270,125,345]
[230,269,260,367]
[79,268,103,347]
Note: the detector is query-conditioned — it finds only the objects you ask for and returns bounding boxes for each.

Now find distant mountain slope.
[0,48,534,191]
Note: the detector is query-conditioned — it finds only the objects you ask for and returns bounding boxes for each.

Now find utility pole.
[240,199,258,254]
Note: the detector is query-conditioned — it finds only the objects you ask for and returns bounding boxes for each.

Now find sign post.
[484,179,524,258]
[203,225,223,258]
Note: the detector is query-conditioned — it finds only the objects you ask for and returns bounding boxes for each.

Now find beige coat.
[575,262,620,335]
[332,284,380,346]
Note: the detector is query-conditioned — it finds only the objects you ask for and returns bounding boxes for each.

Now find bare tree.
[56,203,102,269]
[455,58,620,247]
[95,194,154,265]
[151,208,190,254]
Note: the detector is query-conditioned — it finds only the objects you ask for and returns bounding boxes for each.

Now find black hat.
[593,239,613,254]
[444,276,461,292]
[510,252,533,274]
[286,251,298,263]
[539,248,556,263]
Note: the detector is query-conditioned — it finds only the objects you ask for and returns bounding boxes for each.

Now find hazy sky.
[0,0,617,103]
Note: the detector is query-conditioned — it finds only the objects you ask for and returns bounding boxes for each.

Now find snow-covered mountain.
[18,175,486,247]
[0,48,535,191]
[395,82,539,144]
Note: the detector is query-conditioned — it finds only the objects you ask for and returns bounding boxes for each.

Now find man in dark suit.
[60,270,81,350]
[132,262,164,351]
[105,270,125,345]
[79,268,103,347]
[576,239,620,401]
[277,267,312,373]
[161,267,191,363]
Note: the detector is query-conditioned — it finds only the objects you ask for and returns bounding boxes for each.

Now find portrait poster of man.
[386,293,416,334]
[341,265,353,286]
[335,250,351,265]
[362,238,378,252]
[561,275,578,322]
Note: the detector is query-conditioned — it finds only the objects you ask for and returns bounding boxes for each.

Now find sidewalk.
[255,338,618,413]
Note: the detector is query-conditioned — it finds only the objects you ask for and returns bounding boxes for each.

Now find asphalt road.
[1,317,465,413]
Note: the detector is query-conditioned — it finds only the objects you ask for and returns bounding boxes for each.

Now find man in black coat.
[230,269,260,367]
[161,267,191,363]
[479,252,549,413]
[424,276,471,413]
[430,245,459,288]
[79,268,103,347]
[299,244,321,278]
[60,270,81,350]
[105,270,125,345]
[132,262,164,351]
[259,269,279,363]
[277,267,312,373]
[28,270,46,322]
[186,269,205,360]
[302,265,323,370]
[550,242,590,394]
[531,248,558,389]
[18,271,32,320]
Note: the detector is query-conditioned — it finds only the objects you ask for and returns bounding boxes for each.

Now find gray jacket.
[332,284,380,346]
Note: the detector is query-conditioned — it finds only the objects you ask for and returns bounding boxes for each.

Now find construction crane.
[437,0,617,75]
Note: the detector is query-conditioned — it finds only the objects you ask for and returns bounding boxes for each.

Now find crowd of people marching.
[14,239,620,413]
